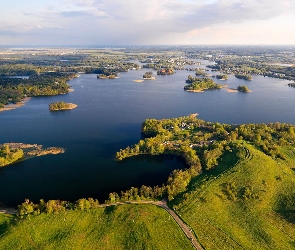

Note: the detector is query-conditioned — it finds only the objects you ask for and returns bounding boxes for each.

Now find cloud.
[1,0,295,45]
[60,10,107,18]
[61,0,295,37]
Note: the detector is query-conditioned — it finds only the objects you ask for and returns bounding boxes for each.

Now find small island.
[0,143,65,167]
[49,101,77,111]
[237,85,251,92]
[234,74,253,81]
[143,72,155,80]
[226,85,251,93]
[97,74,117,79]
[184,76,222,92]
[214,74,228,80]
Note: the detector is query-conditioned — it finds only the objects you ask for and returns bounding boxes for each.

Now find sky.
[1,0,295,46]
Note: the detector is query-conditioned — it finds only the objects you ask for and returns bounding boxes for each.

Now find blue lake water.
[0,61,294,206]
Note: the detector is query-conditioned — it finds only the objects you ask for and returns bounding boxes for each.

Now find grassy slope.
[1,144,295,249]
[174,143,295,249]
[0,204,193,250]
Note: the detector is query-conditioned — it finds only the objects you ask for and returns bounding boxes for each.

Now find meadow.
[173,144,295,249]
[0,204,193,249]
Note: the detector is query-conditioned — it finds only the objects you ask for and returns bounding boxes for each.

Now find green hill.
[0,204,194,250]
[172,144,295,249]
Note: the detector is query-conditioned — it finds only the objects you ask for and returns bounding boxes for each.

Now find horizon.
[1,44,295,49]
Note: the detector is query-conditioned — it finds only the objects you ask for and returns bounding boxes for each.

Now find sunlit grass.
[0,204,194,250]
[174,143,295,249]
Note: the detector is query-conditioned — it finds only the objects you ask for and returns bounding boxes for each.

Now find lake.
[0,61,294,206]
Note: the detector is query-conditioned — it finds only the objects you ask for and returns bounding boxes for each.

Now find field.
[173,144,295,249]
[0,204,193,250]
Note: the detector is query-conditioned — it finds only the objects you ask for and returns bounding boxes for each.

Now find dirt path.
[99,199,203,249]
[153,199,203,250]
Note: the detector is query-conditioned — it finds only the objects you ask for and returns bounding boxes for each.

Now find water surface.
[0,62,294,206]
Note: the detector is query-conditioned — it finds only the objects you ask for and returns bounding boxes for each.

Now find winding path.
[153,199,203,250]
[99,199,203,249]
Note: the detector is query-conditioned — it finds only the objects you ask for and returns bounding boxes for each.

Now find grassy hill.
[0,204,194,250]
[172,143,295,249]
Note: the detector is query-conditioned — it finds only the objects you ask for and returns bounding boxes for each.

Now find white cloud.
[0,0,295,45]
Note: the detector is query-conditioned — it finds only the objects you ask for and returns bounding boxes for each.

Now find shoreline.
[186,89,204,93]
[226,88,239,93]
[190,113,199,118]
[0,97,31,113]
[226,88,252,93]
[0,143,65,168]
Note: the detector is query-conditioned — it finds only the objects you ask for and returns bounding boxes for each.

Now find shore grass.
[0,204,193,250]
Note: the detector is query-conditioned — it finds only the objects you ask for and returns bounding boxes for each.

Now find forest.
[0,72,77,108]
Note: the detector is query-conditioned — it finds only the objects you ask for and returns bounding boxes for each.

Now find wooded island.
[184,76,222,92]
[49,101,77,111]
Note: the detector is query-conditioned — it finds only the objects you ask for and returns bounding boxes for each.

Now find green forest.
[0,72,77,108]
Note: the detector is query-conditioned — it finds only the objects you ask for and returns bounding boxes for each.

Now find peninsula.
[0,143,65,167]
[49,101,77,111]
[0,97,31,113]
